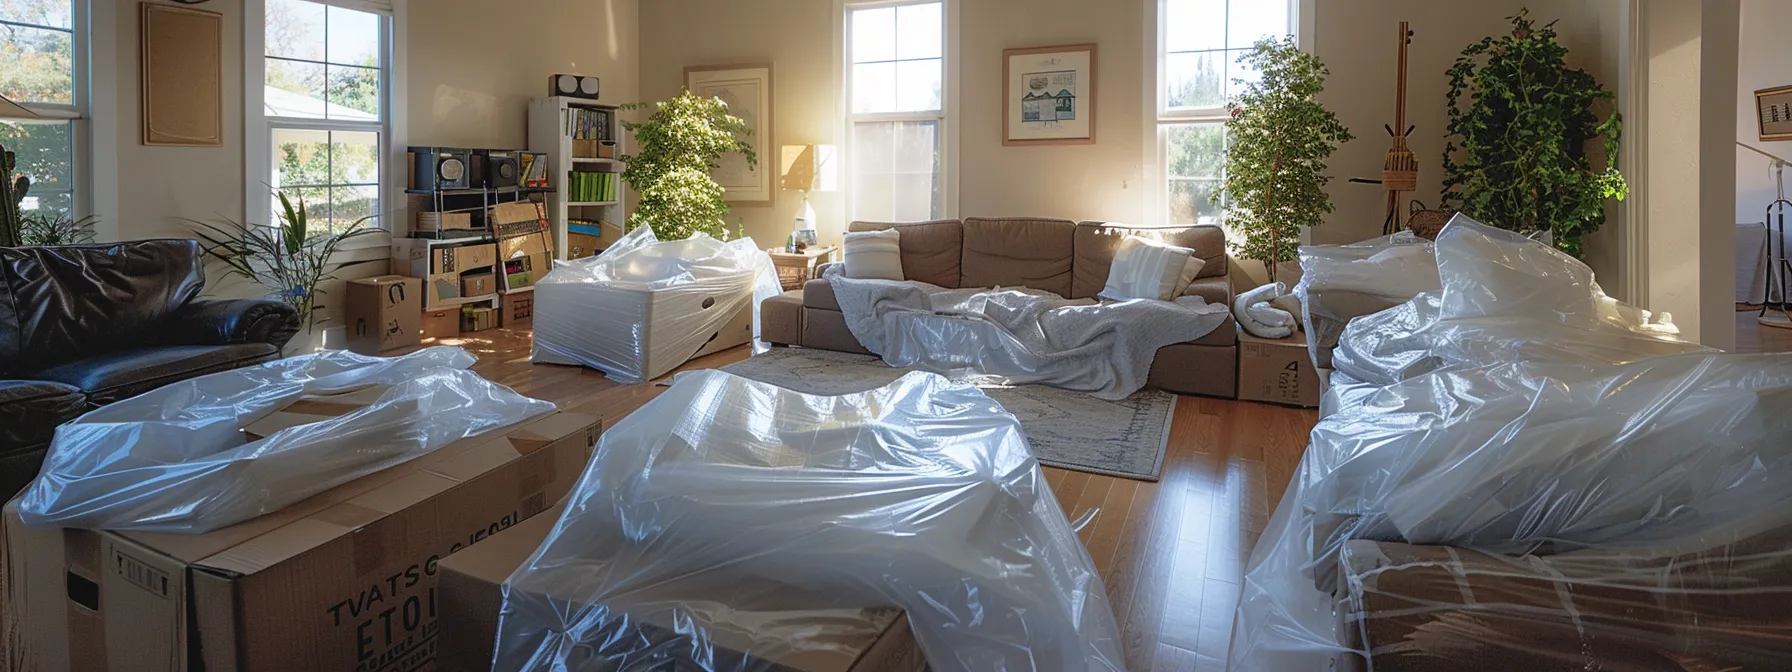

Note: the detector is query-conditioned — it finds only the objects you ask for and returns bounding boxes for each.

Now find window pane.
[894,59,941,112]
[1,0,72,29]
[1165,0,1225,53]
[1227,0,1289,47]
[277,186,329,226]
[325,184,378,233]
[852,62,896,114]
[266,0,326,61]
[326,65,380,119]
[0,23,70,104]
[329,130,380,185]
[1165,51,1223,110]
[325,5,380,67]
[1224,48,1260,100]
[1166,124,1224,179]
[266,57,326,119]
[0,120,70,216]
[851,6,895,64]
[895,3,942,61]
[274,127,331,186]
[852,121,939,222]
[1168,180,1221,226]
[21,189,68,217]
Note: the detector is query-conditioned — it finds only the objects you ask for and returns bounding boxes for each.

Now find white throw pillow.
[843,228,905,281]
[1100,235,1205,301]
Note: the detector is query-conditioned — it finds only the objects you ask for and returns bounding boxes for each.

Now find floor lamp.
[1740,141,1792,330]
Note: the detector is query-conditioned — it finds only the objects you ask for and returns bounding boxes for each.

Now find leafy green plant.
[186,191,379,330]
[619,91,756,240]
[0,148,28,248]
[19,211,97,245]
[1212,37,1354,283]
[1442,9,1627,257]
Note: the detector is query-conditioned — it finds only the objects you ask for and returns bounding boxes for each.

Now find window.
[259,0,387,232]
[846,0,948,222]
[1156,0,1294,226]
[0,0,81,218]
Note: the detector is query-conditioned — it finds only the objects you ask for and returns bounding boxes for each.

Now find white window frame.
[244,0,406,235]
[1,0,94,222]
[1143,0,1311,228]
[838,0,960,224]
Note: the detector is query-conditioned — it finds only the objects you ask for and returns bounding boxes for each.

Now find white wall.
[1736,0,1792,224]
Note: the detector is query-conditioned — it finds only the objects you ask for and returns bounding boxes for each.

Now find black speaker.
[409,147,471,190]
[483,151,519,188]
[550,74,600,100]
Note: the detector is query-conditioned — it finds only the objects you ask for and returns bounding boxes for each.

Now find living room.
[2,1,1788,671]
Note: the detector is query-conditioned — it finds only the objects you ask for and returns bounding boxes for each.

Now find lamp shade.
[0,93,38,120]
[779,144,837,192]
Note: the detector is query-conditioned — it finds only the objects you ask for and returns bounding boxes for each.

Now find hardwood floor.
[1737,308,1792,353]
[449,327,1319,671]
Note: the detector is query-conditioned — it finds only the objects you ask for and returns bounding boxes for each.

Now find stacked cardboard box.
[391,239,500,309]
[3,398,601,671]
[343,275,422,355]
[1237,329,1321,408]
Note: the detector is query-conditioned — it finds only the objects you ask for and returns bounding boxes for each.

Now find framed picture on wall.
[1003,44,1097,146]
[686,64,774,205]
[1758,85,1792,142]
[141,3,224,146]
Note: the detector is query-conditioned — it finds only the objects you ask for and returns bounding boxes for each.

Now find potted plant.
[187,191,379,331]
[1442,9,1627,257]
[1212,36,1354,283]
[19,211,97,245]
[619,91,756,240]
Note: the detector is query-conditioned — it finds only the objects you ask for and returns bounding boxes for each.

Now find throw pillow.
[843,228,905,281]
[1100,235,1204,301]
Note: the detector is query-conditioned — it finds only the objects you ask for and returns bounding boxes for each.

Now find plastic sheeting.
[530,225,781,383]
[15,347,555,534]
[491,369,1125,672]
[1292,231,1440,369]
[1229,216,1792,671]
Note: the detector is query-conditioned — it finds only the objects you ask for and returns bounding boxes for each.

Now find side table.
[767,245,840,290]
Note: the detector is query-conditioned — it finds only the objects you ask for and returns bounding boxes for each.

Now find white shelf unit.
[528,96,624,259]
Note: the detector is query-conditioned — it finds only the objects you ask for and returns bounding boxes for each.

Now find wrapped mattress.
[531,225,781,383]
[491,369,1125,671]
[1229,216,1792,671]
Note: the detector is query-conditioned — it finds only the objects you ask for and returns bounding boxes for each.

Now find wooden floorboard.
[454,330,1318,671]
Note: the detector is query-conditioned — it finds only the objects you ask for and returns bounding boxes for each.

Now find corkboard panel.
[141,3,223,146]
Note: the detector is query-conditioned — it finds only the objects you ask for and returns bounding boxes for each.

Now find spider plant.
[186,191,381,330]
[19,211,98,246]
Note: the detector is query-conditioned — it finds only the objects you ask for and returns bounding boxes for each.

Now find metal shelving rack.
[528,97,624,258]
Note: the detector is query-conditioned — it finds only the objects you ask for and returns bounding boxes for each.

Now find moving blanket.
[827,269,1230,400]
[491,369,1126,672]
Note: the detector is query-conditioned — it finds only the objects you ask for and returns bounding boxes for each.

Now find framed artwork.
[1004,44,1097,146]
[1758,85,1792,142]
[141,3,223,146]
[686,64,774,205]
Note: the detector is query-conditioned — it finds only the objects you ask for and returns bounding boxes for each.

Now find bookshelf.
[528,96,625,258]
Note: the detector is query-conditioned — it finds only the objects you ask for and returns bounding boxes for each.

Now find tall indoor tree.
[1213,36,1353,283]
[620,91,756,240]
[1442,9,1627,257]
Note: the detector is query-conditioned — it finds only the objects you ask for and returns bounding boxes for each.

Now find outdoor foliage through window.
[266,0,384,233]
[0,0,74,217]
[1160,0,1290,227]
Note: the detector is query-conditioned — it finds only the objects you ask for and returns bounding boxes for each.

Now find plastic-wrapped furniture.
[1229,216,1792,672]
[531,226,780,383]
[491,369,1126,672]
[1291,231,1439,369]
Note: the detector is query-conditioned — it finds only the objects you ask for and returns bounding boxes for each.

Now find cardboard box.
[3,406,602,672]
[461,271,496,297]
[435,503,925,672]
[461,306,498,333]
[422,307,460,340]
[343,275,422,355]
[393,240,500,309]
[500,291,534,328]
[1237,329,1321,408]
[567,221,621,259]
[414,211,474,232]
[498,232,552,292]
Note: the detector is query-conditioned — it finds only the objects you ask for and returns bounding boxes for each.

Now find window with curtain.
[846,0,945,223]
[261,0,388,232]
[1158,0,1293,226]
[0,0,81,219]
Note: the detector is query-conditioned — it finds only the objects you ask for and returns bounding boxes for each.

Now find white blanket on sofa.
[827,269,1230,399]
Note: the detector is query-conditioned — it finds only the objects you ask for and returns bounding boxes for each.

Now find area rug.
[719,348,1176,481]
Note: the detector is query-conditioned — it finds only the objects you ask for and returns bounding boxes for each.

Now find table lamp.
[780,144,835,250]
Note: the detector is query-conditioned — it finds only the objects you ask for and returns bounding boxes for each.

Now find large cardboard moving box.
[343,275,422,354]
[1237,329,1321,408]
[436,502,925,672]
[4,404,601,672]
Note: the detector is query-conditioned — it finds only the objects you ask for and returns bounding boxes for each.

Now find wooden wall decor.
[141,3,223,146]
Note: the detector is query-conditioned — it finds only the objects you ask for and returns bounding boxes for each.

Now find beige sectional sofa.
[758,217,1240,399]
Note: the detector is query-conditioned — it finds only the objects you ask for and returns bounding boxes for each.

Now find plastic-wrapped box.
[1229,216,1792,671]
[1292,231,1439,369]
[530,226,781,383]
[491,369,1126,672]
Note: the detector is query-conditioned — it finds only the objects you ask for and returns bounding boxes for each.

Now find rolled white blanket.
[1235,282,1296,339]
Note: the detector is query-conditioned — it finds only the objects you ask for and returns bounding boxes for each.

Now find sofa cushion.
[0,239,207,375]
[961,217,1076,296]
[1184,277,1231,306]
[802,308,873,355]
[0,379,84,453]
[847,220,963,288]
[1147,342,1238,399]
[1072,222,1229,299]
[761,291,805,346]
[802,278,841,311]
[33,344,278,406]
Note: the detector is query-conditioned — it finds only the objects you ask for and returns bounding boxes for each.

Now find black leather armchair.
[0,239,300,499]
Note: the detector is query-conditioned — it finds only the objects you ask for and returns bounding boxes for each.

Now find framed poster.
[1758,85,1792,142]
[1004,44,1097,146]
[141,3,224,146]
[686,64,774,205]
